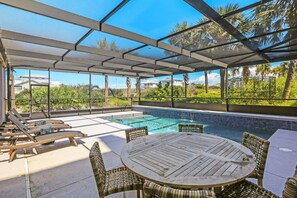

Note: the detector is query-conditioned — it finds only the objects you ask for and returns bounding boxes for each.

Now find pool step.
[101,111,143,120]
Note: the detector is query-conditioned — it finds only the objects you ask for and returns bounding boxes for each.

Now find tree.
[126,77,131,98]
[97,38,137,53]
[157,81,162,89]
[272,62,289,77]
[204,71,209,93]
[256,63,271,80]
[169,3,250,98]
[164,82,170,89]
[251,0,297,99]
[230,67,240,77]
[242,66,251,84]
[105,75,108,102]
[97,38,120,52]
[220,69,226,99]
[183,73,189,97]
[283,61,297,99]
[230,66,252,84]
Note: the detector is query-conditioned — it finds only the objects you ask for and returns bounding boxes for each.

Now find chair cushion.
[35,120,46,126]
[104,166,143,196]
[39,126,54,135]
[144,181,216,198]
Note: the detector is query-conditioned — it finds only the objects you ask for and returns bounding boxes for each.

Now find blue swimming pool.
[110,114,275,142]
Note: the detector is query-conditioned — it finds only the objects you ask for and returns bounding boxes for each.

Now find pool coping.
[132,105,297,122]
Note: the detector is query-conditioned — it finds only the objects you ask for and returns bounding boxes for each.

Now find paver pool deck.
[0,111,296,198]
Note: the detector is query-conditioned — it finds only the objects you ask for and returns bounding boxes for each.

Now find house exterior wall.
[161,80,183,87]
[14,75,61,94]
[142,83,157,89]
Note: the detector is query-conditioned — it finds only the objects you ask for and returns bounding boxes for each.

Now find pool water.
[110,114,275,142]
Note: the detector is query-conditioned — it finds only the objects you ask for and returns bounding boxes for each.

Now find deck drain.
[279,147,292,152]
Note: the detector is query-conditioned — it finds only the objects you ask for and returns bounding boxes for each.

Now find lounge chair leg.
[258,178,263,187]
[10,138,17,146]
[69,137,78,146]
[9,149,17,162]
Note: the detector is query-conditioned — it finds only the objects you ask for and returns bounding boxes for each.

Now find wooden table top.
[121,132,256,188]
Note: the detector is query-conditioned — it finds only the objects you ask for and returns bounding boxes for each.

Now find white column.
[0,64,5,124]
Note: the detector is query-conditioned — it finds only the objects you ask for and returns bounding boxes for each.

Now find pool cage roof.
[0,0,297,78]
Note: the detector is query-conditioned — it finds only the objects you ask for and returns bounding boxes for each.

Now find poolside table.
[121,132,256,189]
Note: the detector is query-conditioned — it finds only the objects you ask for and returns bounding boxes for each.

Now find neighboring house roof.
[19,74,49,79]
[14,74,61,87]
[142,80,158,84]
[160,78,183,82]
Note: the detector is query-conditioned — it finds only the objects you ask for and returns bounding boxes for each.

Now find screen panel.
[163,22,237,51]
[80,30,143,52]
[0,5,89,43]
[106,0,204,39]
[2,39,68,56]
[36,0,122,21]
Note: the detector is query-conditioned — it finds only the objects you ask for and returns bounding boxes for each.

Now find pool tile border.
[132,106,297,131]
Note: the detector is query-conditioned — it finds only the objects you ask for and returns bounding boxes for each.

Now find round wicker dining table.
[121,132,256,189]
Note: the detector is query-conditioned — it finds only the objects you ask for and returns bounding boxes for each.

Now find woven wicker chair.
[217,166,297,198]
[178,124,204,133]
[89,142,144,198]
[143,181,216,198]
[242,132,270,187]
[283,166,297,198]
[125,126,148,143]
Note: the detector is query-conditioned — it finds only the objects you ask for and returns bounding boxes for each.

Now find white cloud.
[191,73,220,86]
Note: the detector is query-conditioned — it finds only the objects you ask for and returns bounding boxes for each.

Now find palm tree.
[204,71,209,93]
[279,62,289,77]
[230,66,251,83]
[271,67,279,77]
[126,77,131,98]
[242,66,251,84]
[251,0,297,99]
[272,61,289,77]
[283,63,296,99]
[97,38,137,53]
[256,63,271,80]
[183,73,189,97]
[169,3,251,98]
[136,77,141,101]
[220,69,226,99]
[229,66,252,85]
[104,75,108,102]
[230,67,240,77]
[272,62,289,77]
[97,38,120,52]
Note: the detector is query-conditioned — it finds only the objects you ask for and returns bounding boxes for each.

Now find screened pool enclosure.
[1,0,297,121]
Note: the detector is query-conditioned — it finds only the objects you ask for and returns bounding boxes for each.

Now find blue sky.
[13,61,281,88]
[0,0,285,88]
[0,0,260,49]
[13,69,136,89]
[13,68,222,87]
